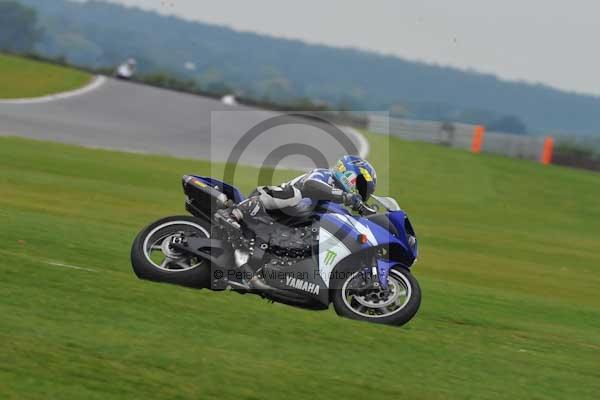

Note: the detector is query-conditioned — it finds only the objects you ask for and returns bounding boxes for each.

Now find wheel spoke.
[173,259,190,270]
[395,296,405,307]
[142,220,210,272]
[340,269,415,319]
[374,307,387,315]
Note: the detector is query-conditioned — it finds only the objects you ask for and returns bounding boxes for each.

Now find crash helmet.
[332,155,377,201]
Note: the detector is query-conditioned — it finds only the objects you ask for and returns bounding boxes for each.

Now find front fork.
[362,258,393,290]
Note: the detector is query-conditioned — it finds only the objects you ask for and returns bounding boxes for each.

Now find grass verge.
[0,135,599,399]
[0,54,91,99]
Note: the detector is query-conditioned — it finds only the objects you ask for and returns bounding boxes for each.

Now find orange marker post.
[541,136,554,165]
[471,125,485,154]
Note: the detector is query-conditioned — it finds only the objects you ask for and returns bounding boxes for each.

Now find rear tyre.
[130,215,212,288]
[333,266,421,326]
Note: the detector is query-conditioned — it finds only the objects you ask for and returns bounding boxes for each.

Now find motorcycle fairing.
[261,256,330,306]
[317,226,351,287]
[317,210,416,289]
[191,176,245,204]
[387,211,418,259]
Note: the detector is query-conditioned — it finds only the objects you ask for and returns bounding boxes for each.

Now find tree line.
[5,0,600,136]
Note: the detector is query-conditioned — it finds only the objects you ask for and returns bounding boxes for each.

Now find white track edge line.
[0,75,107,105]
[342,126,370,159]
[45,261,98,272]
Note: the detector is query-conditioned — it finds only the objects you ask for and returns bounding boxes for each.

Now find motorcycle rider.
[260,154,375,215]
[115,58,137,80]
[217,155,377,285]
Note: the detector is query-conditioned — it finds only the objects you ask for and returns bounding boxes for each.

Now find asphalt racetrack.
[0,77,366,170]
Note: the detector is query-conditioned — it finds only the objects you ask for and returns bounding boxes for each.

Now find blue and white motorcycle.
[131,175,421,326]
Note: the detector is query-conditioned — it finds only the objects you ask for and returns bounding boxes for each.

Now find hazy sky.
[105,0,599,96]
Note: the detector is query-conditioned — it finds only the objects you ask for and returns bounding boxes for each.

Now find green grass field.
[0,54,91,99]
[1,135,599,399]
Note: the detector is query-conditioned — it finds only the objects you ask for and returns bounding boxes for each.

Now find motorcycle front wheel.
[130,215,212,288]
[332,266,421,326]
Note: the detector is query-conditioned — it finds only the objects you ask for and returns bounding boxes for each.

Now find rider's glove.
[343,192,363,210]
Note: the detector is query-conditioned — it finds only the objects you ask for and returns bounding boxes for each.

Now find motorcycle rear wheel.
[333,267,421,326]
[130,215,212,288]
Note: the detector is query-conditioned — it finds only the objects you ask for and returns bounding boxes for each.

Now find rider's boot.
[214,208,242,231]
[217,196,273,288]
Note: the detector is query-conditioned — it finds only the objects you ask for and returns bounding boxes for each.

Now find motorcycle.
[130,175,421,326]
[115,58,136,80]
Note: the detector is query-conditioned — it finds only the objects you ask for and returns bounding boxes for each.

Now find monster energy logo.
[324,249,337,265]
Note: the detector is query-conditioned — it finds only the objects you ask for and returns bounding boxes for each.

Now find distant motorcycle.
[131,175,421,326]
[115,58,137,80]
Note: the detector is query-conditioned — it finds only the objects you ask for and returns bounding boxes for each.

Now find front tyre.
[130,215,212,288]
[333,267,421,326]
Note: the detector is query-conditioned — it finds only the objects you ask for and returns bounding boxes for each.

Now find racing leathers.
[255,168,363,215]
